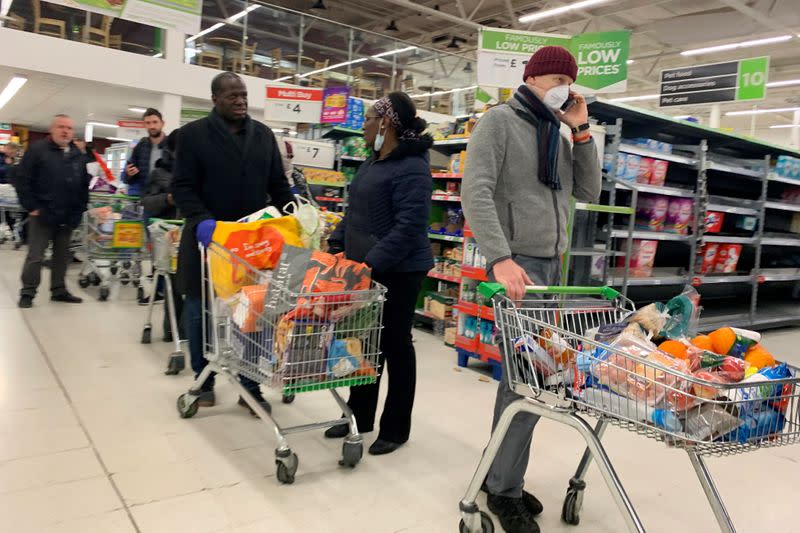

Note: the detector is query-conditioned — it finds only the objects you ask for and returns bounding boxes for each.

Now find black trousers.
[346,270,427,444]
[20,216,72,298]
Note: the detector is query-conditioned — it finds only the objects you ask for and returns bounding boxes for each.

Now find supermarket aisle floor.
[1,249,799,533]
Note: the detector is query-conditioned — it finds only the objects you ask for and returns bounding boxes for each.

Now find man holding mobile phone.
[462,46,601,533]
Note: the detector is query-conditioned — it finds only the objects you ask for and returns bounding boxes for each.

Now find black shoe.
[18,295,33,309]
[138,294,164,306]
[487,493,540,533]
[324,424,349,439]
[163,331,173,343]
[51,292,82,304]
[368,439,403,456]
[521,490,544,517]
[238,393,272,416]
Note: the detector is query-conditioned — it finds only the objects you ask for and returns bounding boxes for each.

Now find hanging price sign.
[285,138,336,169]
[264,86,324,123]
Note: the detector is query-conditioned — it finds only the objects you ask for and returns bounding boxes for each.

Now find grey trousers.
[20,216,73,298]
[485,254,561,498]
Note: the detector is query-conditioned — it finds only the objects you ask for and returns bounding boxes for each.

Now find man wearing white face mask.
[462,46,601,533]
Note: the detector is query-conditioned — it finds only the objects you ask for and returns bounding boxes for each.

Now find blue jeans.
[184,296,260,393]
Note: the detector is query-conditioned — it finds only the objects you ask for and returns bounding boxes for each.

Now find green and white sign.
[44,0,201,34]
[659,56,769,107]
[180,108,209,126]
[477,28,630,93]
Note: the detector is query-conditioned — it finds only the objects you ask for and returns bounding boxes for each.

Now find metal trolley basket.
[140,219,185,375]
[78,193,145,301]
[176,242,386,484]
[0,184,26,248]
[459,284,800,533]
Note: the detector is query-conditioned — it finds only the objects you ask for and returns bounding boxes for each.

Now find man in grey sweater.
[462,46,601,533]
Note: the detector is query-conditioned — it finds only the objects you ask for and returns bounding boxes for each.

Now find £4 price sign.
[264,87,324,123]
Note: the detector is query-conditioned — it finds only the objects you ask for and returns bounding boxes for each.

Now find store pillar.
[165,28,184,64]
[161,93,182,135]
[709,104,721,129]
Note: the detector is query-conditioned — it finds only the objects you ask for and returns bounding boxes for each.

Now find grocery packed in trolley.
[459,283,800,533]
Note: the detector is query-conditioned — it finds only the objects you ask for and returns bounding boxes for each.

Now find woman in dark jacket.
[326,92,434,455]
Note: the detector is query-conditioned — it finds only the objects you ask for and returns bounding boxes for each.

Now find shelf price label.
[659,56,769,107]
[285,138,336,170]
[264,86,323,123]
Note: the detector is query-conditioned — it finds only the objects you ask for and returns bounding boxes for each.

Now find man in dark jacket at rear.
[172,72,294,412]
[16,114,90,308]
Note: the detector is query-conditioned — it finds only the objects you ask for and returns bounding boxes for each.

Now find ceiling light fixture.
[674,115,691,120]
[725,106,800,116]
[274,76,294,82]
[769,124,800,129]
[519,0,611,24]
[681,34,792,56]
[186,22,224,44]
[463,62,473,73]
[153,52,164,58]
[227,4,260,23]
[128,107,147,114]
[626,59,634,64]
[608,94,659,103]
[767,79,800,88]
[0,76,27,110]
[385,20,399,32]
[447,37,461,49]
[298,58,368,78]
[411,85,478,98]
[311,0,326,9]
[106,137,134,142]
[371,46,417,59]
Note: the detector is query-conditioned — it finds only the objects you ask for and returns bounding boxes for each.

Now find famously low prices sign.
[264,87,324,124]
[659,56,769,107]
[477,28,630,93]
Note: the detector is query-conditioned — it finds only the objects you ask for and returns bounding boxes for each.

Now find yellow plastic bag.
[209,217,303,299]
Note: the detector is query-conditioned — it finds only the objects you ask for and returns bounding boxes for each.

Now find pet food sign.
[478,28,630,93]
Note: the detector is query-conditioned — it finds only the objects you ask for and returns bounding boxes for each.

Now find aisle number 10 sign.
[659,56,769,107]
[264,87,324,123]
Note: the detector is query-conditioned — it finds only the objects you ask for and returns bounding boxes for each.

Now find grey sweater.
[462,96,602,269]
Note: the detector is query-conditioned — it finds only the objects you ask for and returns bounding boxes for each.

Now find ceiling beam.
[715,0,794,35]
[379,0,483,30]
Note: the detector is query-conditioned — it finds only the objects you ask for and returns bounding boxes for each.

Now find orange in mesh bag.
[210,218,303,299]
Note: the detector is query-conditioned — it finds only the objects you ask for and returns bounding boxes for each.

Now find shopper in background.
[173,72,294,412]
[16,114,91,309]
[462,46,601,533]
[0,142,20,184]
[325,92,433,456]
[123,108,166,197]
[278,140,316,206]
[142,129,183,345]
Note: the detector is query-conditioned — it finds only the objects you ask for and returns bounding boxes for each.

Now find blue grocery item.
[723,409,785,444]
[196,219,216,247]
[327,339,361,378]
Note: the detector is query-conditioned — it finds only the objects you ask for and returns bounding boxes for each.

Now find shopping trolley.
[459,283,800,533]
[141,219,185,375]
[78,193,145,301]
[0,183,25,249]
[176,242,386,484]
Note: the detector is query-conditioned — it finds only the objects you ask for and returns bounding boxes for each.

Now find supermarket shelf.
[340,155,366,163]
[768,173,800,186]
[618,144,697,166]
[764,201,800,213]
[455,301,478,317]
[315,196,344,203]
[428,233,464,243]
[428,270,461,283]
[606,275,688,286]
[322,126,363,140]
[610,229,690,242]
[414,309,436,322]
[431,194,462,202]
[706,161,764,179]
[706,203,759,216]
[703,235,756,245]
[433,138,470,146]
[759,269,800,282]
[761,236,800,247]
[432,173,462,179]
[307,181,345,187]
[615,182,695,198]
[569,248,626,257]
[461,266,488,282]
[694,275,753,285]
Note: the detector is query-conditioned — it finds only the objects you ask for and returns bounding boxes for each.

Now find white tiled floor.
[1,247,799,532]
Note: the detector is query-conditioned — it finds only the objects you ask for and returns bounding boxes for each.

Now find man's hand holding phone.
[125,164,139,177]
[559,91,589,129]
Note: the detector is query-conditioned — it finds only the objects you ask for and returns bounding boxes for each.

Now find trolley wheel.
[165,353,185,376]
[561,488,582,526]
[110,266,118,275]
[459,511,494,533]
[78,276,90,289]
[89,272,101,286]
[176,393,199,419]
[141,326,152,344]
[282,394,295,404]
[137,287,145,301]
[98,287,110,301]
[339,441,363,468]
[120,272,131,286]
[14,241,22,250]
[275,453,299,485]
[122,261,131,269]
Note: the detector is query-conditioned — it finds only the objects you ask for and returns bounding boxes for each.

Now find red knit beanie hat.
[522,46,578,83]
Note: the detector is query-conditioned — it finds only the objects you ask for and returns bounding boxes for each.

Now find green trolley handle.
[478,282,621,301]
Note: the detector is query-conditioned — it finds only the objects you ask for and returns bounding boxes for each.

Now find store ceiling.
[251,0,800,122]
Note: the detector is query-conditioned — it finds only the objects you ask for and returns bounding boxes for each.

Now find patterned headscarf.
[373,96,421,141]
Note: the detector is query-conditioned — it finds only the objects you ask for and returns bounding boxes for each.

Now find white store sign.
[264,86,324,124]
[286,138,336,170]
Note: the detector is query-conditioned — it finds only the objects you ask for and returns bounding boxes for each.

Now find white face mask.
[542,84,570,111]
[374,119,387,151]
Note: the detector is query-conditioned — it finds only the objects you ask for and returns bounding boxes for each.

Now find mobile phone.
[560,97,576,112]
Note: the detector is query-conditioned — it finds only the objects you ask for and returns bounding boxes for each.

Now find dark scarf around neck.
[513,84,562,191]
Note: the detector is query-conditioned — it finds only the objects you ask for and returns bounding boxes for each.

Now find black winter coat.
[142,150,178,220]
[172,110,295,297]
[15,138,90,228]
[329,137,434,274]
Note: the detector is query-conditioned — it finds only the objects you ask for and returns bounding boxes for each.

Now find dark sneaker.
[238,392,272,416]
[138,294,164,306]
[51,292,83,304]
[163,331,173,343]
[18,295,33,308]
[487,493,540,533]
[324,424,349,439]
[196,390,215,407]
[368,439,403,456]
[522,490,543,516]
